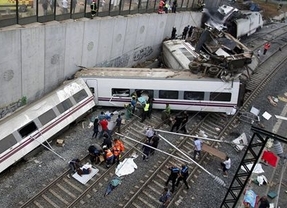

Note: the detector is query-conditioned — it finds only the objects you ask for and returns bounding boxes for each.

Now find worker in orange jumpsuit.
[104,147,114,168]
[263,42,271,55]
[112,138,125,165]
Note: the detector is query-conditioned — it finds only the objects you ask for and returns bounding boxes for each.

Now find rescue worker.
[170,113,183,132]
[165,166,180,192]
[131,96,137,115]
[68,158,82,178]
[88,145,102,164]
[104,146,114,168]
[102,133,112,149]
[142,138,152,161]
[150,133,159,155]
[112,138,125,164]
[180,111,188,133]
[90,0,97,18]
[141,101,150,122]
[263,42,271,55]
[175,164,189,189]
[162,103,171,125]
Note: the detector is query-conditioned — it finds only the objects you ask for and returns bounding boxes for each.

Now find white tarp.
[233,133,248,151]
[72,163,99,184]
[115,158,138,177]
[241,163,264,174]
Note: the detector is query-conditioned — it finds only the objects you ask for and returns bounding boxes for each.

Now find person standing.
[131,96,137,115]
[142,139,152,161]
[220,156,231,177]
[188,26,194,38]
[263,42,271,55]
[171,0,177,13]
[92,118,99,139]
[141,101,150,122]
[145,126,154,142]
[42,0,48,15]
[99,118,109,138]
[150,133,159,155]
[193,137,202,160]
[90,0,97,18]
[71,0,77,13]
[125,104,132,120]
[165,166,180,192]
[162,103,172,126]
[159,187,172,208]
[114,115,122,133]
[102,134,112,149]
[170,114,183,132]
[147,97,154,119]
[175,164,189,189]
[171,27,177,39]
[180,111,188,133]
[182,25,189,40]
[62,0,68,14]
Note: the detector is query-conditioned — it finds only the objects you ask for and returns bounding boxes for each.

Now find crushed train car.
[162,26,253,81]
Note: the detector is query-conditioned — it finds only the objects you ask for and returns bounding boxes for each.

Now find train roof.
[75,67,235,82]
[0,78,87,126]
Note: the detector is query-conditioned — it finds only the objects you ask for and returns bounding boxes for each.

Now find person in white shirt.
[220,156,231,177]
[193,136,202,160]
[62,0,68,13]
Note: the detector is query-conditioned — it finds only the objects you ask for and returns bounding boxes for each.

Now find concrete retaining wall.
[0,12,202,119]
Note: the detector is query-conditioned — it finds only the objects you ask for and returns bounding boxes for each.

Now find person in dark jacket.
[90,0,97,18]
[102,134,112,149]
[68,158,82,178]
[180,111,188,133]
[150,133,160,155]
[165,166,180,192]
[92,118,99,139]
[170,113,183,132]
[175,164,189,189]
[142,139,152,161]
[182,25,189,39]
[171,27,177,39]
[88,145,102,164]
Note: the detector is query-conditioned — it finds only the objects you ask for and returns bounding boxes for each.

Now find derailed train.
[203,4,263,39]
[0,78,95,174]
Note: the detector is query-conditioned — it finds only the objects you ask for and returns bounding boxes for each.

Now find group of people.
[158,0,178,14]
[88,136,125,168]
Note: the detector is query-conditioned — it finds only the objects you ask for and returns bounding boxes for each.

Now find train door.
[86,79,98,104]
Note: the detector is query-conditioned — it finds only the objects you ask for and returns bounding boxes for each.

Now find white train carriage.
[0,78,95,174]
[75,68,241,114]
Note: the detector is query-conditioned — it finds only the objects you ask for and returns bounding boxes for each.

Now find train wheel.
[189,62,200,74]
[208,67,220,76]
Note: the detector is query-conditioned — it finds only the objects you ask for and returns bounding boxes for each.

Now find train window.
[184,91,204,100]
[112,88,130,97]
[159,90,179,99]
[134,89,154,98]
[18,121,38,138]
[89,87,95,94]
[56,98,73,114]
[0,134,17,154]
[179,48,194,61]
[73,89,88,103]
[38,109,57,126]
[210,92,231,102]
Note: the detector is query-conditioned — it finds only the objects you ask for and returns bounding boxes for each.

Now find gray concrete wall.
[0,11,202,119]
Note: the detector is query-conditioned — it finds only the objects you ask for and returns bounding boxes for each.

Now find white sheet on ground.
[257,175,268,186]
[72,163,99,184]
[233,133,248,151]
[115,158,138,177]
[241,163,264,174]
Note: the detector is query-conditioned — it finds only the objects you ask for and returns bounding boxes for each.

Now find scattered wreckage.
[162,26,253,81]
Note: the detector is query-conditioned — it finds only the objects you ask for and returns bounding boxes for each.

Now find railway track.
[20,111,170,208]
[20,26,287,208]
